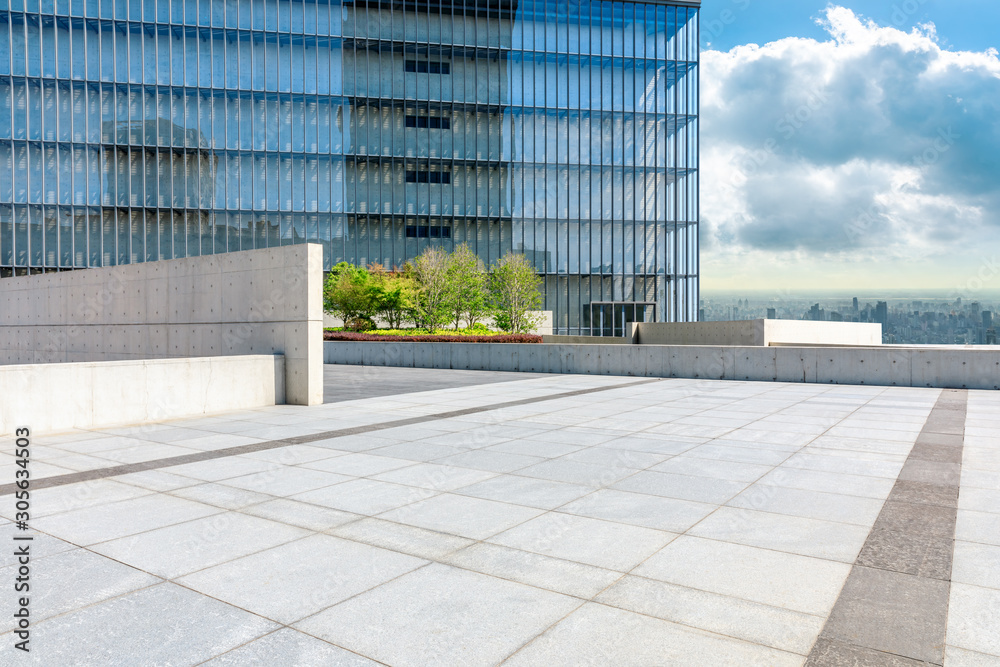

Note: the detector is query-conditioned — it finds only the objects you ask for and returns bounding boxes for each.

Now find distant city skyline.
[699,2,1000,292]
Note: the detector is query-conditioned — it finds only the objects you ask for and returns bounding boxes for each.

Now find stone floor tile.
[650,456,774,483]
[433,449,545,473]
[820,566,949,664]
[898,459,962,486]
[444,542,621,599]
[164,456,284,482]
[857,528,953,580]
[688,507,870,562]
[727,485,885,526]
[239,498,361,532]
[292,478,438,515]
[178,534,427,624]
[0,548,159,632]
[489,512,675,571]
[243,445,345,465]
[633,535,851,615]
[952,541,1000,590]
[31,494,221,545]
[170,482,276,510]
[611,470,749,504]
[516,459,636,487]
[486,439,584,458]
[301,452,415,477]
[203,628,379,666]
[330,517,474,560]
[757,467,896,499]
[597,436,702,456]
[682,443,793,466]
[370,463,497,491]
[377,493,543,540]
[24,583,276,665]
[29,479,152,519]
[559,489,716,532]
[113,469,202,492]
[295,563,581,667]
[892,480,960,507]
[453,474,593,510]
[596,575,826,655]
[90,512,309,578]
[220,466,353,496]
[945,645,1000,667]
[368,441,466,462]
[955,510,1000,547]
[805,638,928,666]
[0,525,77,567]
[958,487,1000,514]
[503,602,803,667]
[560,447,668,470]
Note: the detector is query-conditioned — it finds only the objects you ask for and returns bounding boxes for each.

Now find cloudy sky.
[699,1,1000,294]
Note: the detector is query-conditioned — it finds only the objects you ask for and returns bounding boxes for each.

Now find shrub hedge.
[324,331,542,343]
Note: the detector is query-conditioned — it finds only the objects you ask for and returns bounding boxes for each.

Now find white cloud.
[701,6,1000,291]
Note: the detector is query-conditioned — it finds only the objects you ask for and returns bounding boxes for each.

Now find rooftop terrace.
[1,366,997,665]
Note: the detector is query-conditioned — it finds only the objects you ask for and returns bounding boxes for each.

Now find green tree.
[445,244,489,330]
[488,252,544,333]
[369,263,418,330]
[409,247,452,330]
[323,262,377,331]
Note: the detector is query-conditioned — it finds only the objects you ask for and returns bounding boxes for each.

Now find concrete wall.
[0,355,284,436]
[0,245,324,405]
[630,320,882,347]
[324,341,1000,390]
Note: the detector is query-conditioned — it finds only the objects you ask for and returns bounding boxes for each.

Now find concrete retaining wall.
[0,355,284,436]
[324,341,1000,390]
[630,320,882,347]
[0,245,324,405]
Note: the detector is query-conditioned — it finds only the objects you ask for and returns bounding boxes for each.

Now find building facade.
[0,0,699,334]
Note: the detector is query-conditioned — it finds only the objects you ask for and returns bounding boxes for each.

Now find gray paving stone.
[178,534,427,624]
[29,479,153,518]
[952,541,1000,590]
[0,548,159,632]
[295,563,581,667]
[757,467,896,499]
[203,628,379,666]
[596,575,826,655]
[650,456,773,482]
[377,493,544,540]
[633,536,851,616]
[727,485,885,526]
[805,638,930,666]
[873,500,957,538]
[909,443,964,463]
[955,510,1000,547]
[433,449,545,473]
[914,432,964,448]
[301,452,415,476]
[898,459,962,486]
[891,480,960,507]
[31,493,221,545]
[330,517,475,560]
[91,512,310,578]
[292,478,438,515]
[503,601,804,667]
[453,474,594,510]
[516,458,636,487]
[820,566,949,664]
[371,463,498,491]
[946,584,1000,657]
[611,470,749,504]
[688,507,870,563]
[220,466,353,496]
[490,512,675,571]
[559,489,716,532]
[24,583,276,665]
[239,498,361,532]
[856,528,953,580]
[170,482,276,510]
[444,542,621,599]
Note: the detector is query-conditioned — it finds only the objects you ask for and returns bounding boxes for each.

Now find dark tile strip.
[806,389,967,666]
[1,377,662,497]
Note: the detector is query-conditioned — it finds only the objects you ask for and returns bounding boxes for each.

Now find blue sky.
[701,0,1000,53]
[698,2,1000,294]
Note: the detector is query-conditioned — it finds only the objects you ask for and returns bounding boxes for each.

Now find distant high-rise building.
[875,301,889,326]
[984,312,994,329]
[766,307,776,320]
[808,303,825,321]
[852,297,859,312]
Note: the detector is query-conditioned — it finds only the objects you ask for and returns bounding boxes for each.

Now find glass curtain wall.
[0,0,699,332]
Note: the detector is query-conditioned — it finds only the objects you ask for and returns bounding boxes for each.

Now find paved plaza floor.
[1,367,997,665]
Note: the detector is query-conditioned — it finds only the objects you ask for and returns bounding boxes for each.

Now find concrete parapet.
[0,355,284,436]
[629,320,882,347]
[0,245,324,405]
[324,341,1000,390]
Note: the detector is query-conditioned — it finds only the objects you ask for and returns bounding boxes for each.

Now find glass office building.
[0,0,699,334]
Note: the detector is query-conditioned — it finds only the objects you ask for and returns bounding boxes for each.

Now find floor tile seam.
[0,378,663,497]
[806,389,966,665]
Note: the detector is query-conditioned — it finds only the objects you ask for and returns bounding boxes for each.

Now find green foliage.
[323,262,377,331]
[445,244,489,330]
[322,249,544,335]
[489,252,544,334]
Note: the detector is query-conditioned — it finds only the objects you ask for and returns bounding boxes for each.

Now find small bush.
[324,331,542,343]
